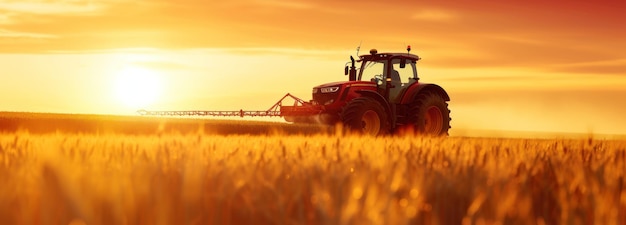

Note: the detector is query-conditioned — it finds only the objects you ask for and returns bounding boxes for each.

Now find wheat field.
[1,124,625,225]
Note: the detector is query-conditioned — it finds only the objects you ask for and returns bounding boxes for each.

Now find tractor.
[281,46,451,136]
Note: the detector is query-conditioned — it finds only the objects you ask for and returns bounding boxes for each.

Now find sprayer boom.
[138,93,316,118]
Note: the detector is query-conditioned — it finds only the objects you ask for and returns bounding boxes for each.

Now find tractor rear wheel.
[341,97,389,135]
[408,92,451,136]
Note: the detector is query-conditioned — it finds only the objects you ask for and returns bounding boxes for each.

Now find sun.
[114,66,163,109]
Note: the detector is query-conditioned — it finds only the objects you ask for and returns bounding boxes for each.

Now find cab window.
[390,58,417,84]
[360,61,385,83]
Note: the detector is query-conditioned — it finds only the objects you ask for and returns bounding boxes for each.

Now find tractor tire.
[341,97,390,135]
[408,92,451,136]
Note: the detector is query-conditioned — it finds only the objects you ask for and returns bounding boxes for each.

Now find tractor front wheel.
[341,97,390,135]
[408,92,451,136]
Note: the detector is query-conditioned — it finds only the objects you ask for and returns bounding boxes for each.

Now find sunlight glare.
[114,66,162,109]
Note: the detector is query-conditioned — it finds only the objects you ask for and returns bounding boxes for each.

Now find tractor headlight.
[320,86,340,93]
[312,88,318,94]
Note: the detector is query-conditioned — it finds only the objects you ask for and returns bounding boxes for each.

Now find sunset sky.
[1,0,625,135]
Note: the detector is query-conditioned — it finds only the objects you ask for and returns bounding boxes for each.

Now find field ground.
[1,112,625,225]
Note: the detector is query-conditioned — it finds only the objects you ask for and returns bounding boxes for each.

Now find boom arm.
[137,93,308,118]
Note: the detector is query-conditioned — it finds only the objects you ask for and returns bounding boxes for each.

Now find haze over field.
[1,0,625,135]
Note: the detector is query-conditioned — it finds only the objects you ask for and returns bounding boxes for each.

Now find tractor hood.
[311,80,378,107]
[313,81,375,89]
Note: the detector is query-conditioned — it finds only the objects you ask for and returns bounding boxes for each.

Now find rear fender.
[399,83,450,104]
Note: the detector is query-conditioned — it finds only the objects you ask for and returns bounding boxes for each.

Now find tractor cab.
[346,48,421,103]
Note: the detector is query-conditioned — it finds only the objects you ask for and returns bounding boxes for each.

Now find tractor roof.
[358,52,421,62]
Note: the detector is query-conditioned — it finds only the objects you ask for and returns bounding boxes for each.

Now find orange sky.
[1,0,625,135]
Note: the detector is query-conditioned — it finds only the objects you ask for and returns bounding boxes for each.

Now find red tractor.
[281,47,451,136]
